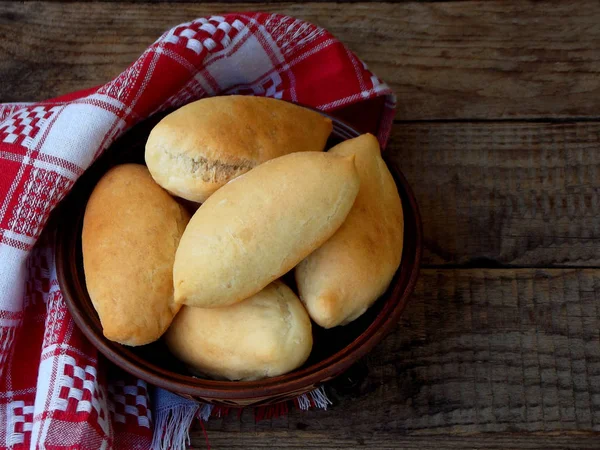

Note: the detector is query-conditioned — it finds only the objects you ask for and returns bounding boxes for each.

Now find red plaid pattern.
[5,401,34,447]
[108,380,152,430]
[0,107,60,148]
[164,17,246,55]
[0,13,395,449]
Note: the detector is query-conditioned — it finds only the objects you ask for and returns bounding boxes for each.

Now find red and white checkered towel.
[0,13,395,449]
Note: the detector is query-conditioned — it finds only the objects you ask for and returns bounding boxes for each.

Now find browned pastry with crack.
[145,95,332,202]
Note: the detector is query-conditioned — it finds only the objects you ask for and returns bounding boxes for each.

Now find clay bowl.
[55,109,422,407]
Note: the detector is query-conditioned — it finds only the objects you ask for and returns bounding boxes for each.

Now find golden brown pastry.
[145,96,332,202]
[295,134,404,328]
[165,281,312,381]
[82,164,190,346]
[173,151,360,308]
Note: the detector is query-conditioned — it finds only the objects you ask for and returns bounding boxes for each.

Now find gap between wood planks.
[395,117,600,125]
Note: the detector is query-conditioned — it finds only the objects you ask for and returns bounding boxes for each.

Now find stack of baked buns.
[82,96,404,381]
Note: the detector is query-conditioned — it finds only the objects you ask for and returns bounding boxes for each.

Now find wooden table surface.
[2,1,600,449]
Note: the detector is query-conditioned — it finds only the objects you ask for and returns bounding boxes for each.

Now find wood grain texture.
[389,122,600,267]
[191,433,600,449]
[192,269,600,446]
[1,1,600,119]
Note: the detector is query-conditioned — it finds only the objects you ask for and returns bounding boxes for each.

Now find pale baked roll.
[165,281,313,381]
[295,134,404,328]
[173,151,360,308]
[145,96,332,203]
[82,164,190,346]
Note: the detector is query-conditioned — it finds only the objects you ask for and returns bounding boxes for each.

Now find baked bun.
[145,96,332,202]
[82,164,190,346]
[296,134,404,328]
[173,151,360,308]
[165,281,312,381]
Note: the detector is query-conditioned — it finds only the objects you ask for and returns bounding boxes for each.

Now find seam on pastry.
[160,146,256,183]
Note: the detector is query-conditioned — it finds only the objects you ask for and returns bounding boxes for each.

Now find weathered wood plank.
[1,1,599,119]
[388,122,600,267]
[193,269,600,445]
[190,432,600,449]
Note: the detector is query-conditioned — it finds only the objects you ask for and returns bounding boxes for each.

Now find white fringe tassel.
[197,403,214,421]
[310,386,333,410]
[151,403,199,450]
[151,386,331,448]
[297,386,332,411]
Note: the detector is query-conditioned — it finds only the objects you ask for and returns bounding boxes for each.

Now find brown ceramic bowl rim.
[56,109,422,400]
